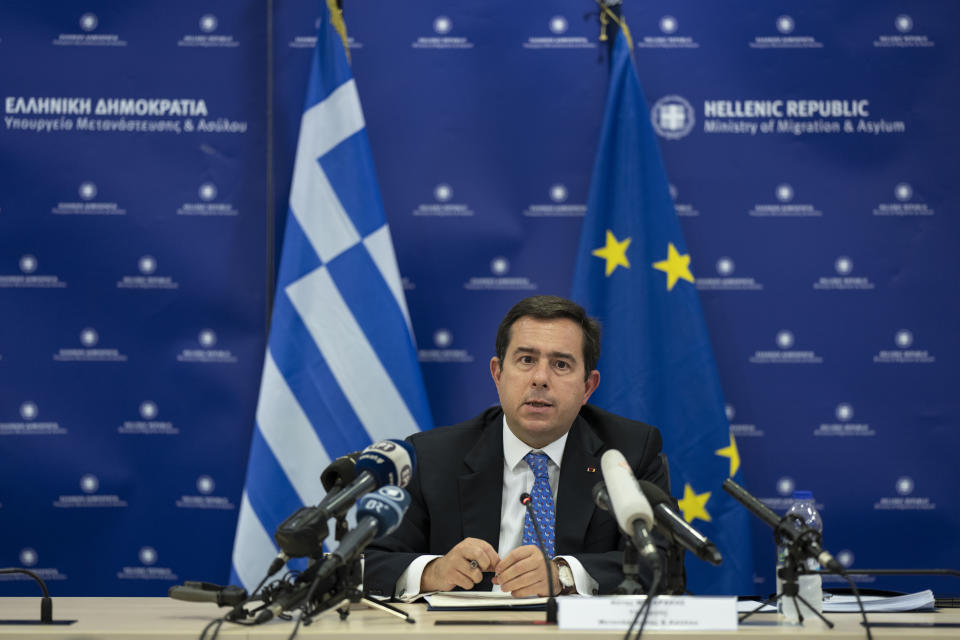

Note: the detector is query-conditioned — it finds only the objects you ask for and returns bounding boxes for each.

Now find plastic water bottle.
[776,490,823,623]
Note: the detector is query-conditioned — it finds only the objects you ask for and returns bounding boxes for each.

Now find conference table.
[0,597,957,639]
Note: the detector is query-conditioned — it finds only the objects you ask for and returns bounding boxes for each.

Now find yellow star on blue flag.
[677,484,712,524]
[715,434,740,477]
[592,230,631,276]
[652,242,694,291]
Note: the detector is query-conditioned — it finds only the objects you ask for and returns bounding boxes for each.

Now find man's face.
[490,316,600,449]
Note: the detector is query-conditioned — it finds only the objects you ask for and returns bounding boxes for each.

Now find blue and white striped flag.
[230,3,433,591]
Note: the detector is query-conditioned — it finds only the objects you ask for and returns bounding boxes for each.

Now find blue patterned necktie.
[521,452,556,557]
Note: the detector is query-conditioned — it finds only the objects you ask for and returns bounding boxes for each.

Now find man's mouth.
[524,400,553,408]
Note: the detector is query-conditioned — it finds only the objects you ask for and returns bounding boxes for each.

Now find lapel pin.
[586,466,597,473]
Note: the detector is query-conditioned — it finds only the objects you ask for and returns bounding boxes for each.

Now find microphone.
[315,485,410,581]
[519,493,558,624]
[320,451,360,492]
[316,439,415,520]
[274,439,415,557]
[599,449,660,568]
[592,480,612,511]
[637,480,722,566]
[168,582,248,606]
[722,478,843,572]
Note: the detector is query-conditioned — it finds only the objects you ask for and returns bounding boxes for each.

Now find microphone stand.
[0,568,64,625]
[615,537,645,595]
[520,493,558,624]
[738,550,834,626]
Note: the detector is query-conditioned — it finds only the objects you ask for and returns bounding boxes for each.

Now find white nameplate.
[558,595,737,631]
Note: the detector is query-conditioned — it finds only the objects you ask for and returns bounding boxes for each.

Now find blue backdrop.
[1,0,957,597]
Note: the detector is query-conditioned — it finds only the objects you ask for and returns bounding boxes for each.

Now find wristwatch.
[553,557,576,595]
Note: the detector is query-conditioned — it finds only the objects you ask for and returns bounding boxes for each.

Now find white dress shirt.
[394,417,598,599]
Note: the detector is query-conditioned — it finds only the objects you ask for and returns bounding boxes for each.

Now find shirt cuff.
[394,555,441,601]
[556,555,599,596]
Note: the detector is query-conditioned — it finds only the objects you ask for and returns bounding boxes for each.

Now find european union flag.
[571,31,754,595]
[230,1,433,591]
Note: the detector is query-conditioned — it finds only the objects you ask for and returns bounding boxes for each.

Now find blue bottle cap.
[792,490,813,500]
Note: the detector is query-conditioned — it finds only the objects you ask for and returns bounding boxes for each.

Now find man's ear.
[490,356,502,385]
[581,370,601,405]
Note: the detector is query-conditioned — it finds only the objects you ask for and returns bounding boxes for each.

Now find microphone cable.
[519,492,558,623]
[199,569,297,640]
[622,566,661,640]
[826,567,872,640]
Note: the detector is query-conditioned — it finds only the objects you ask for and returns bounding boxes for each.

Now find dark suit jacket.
[363,404,673,597]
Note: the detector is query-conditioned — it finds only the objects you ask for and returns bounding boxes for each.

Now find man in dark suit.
[363,296,671,599]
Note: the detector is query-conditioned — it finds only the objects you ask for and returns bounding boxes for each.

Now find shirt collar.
[502,414,569,470]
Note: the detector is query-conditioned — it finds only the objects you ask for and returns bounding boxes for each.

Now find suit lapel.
[556,414,604,554]
[458,411,504,547]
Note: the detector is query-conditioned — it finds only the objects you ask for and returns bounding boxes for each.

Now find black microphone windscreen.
[637,480,671,506]
[320,452,360,491]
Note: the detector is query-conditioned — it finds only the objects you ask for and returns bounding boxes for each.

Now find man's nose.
[530,360,550,387]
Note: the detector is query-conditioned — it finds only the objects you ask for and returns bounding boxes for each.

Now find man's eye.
[554,360,568,369]
[520,355,534,364]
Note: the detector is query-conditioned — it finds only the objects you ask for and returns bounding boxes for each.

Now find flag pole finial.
[595,0,633,51]
[326,0,350,62]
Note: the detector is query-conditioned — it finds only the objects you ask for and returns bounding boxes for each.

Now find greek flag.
[230,4,433,591]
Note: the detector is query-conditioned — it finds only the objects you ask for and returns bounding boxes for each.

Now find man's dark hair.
[495,295,602,379]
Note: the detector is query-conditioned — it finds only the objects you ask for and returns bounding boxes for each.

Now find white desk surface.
[0,597,957,639]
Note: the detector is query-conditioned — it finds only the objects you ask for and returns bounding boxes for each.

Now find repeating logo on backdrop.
[637,15,699,49]
[651,95,695,140]
[750,15,823,48]
[523,183,586,217]
[749,183,822,217]
[418,328,474,363]
[874,14,935,48]
[177,181,239,216]
[53,473,128,508]
[413,183,474,217]
[813,256,875,290]
[177,329,238,363]
[873,182,934,217]
[119,401,178,435]
[695,256,763,291]
[873,329,935,363]
[0,402,66,436]
[176,474,235,510]
[178,14,238,48]
[0,549,67,582]
[53,327,127,362]
[523,15,595,49]
[118,547,178,581]
[759,477,806,511]
[287,15,363,50]
[669,184,700,217]
[0,255,67,289]
[53,13,127,47]
[874,476,936,511]
[814,402,875,437]
[750,330,823,364]
[52,181,126,216]
[725,403,765,438]
[117,255,179,290]
[464,255,537,291]
[412,16,473,49]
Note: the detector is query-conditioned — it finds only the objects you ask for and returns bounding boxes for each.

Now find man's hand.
[420,537,499,592]
[492,545,561,597]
